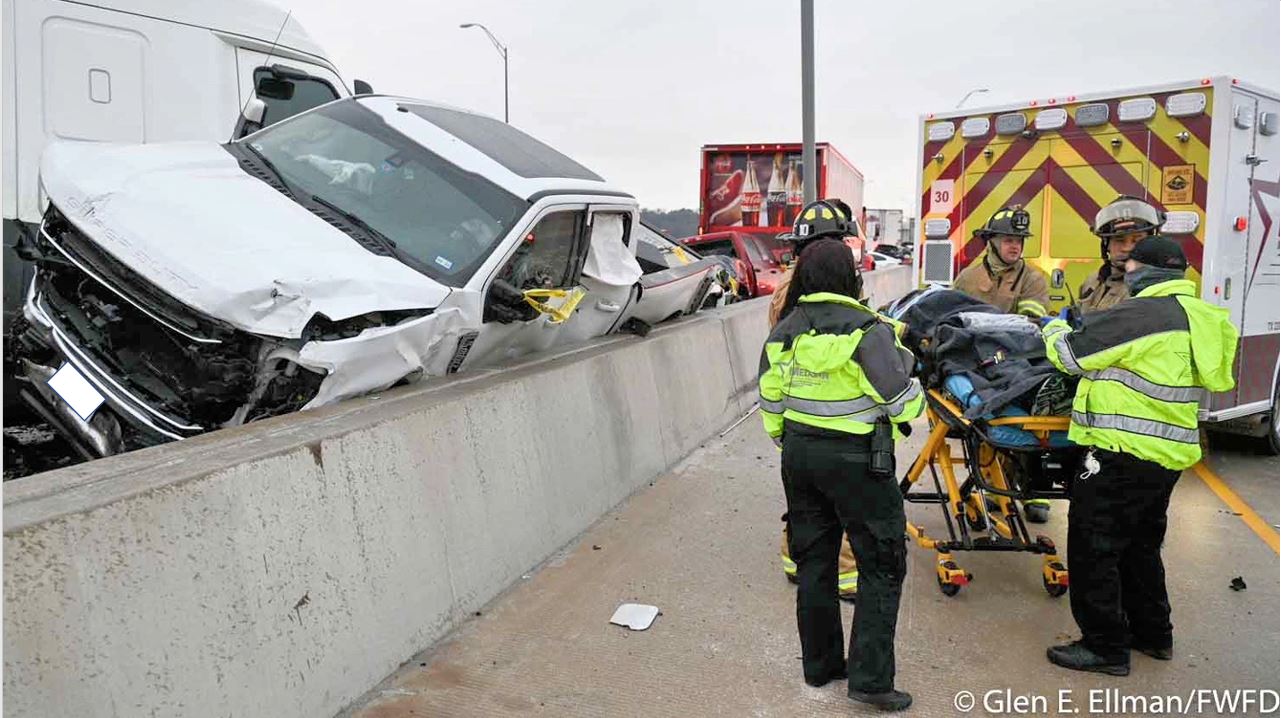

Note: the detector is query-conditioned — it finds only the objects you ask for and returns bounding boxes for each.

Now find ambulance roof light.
[1118,97,1157,122]
[995,112,1028,135]
[1035,108,1068,131]
[1166,92,1207,118]
[928,121,956,141]
[1074,103,1110,127]
[961,117,991,139]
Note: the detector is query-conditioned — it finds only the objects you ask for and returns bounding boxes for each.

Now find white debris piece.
[609,603,660,631]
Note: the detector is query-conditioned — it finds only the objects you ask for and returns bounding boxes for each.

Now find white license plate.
[47,363,105,421]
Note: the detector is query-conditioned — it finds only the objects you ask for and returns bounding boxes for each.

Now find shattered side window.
[634,222,688,270]
[241,99,529,287]
[497,211,584,290]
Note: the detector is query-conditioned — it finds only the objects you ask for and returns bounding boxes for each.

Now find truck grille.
[34,206,261,428]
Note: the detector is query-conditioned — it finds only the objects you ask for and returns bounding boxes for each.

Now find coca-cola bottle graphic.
[766,153,787,226]
[741,158,762,227]
[785,159,803,224]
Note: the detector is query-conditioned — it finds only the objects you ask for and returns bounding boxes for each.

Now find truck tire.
[1264,390,1279,456]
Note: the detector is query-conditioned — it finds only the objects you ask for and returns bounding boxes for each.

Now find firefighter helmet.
[973,206,1033,248]
[1093,195,1164,259]
[785,200,852,244]
[974,206,1033,238]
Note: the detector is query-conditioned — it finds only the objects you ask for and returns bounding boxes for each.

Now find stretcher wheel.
[1043,578,1068,598]
[964,506,987,531]
[1042,560,1069,598]
[938,578,962,597]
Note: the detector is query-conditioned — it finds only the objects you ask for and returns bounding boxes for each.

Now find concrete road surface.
[343,415,1280,717]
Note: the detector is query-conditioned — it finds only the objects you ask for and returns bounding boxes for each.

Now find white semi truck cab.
[2,0,365,330]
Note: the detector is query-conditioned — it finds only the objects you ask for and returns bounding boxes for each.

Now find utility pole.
[800,0,816,204]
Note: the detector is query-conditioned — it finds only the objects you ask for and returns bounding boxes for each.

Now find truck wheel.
[1264,390,1279,456]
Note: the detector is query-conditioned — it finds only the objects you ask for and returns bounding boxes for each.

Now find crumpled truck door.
[462,205,593,369]
[557,207,643,344]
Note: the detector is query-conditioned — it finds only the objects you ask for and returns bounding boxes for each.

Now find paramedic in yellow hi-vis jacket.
[759,237,923,712]
[954,205,1055,522]
[772,200,862,601]
[1040,235,1237,676]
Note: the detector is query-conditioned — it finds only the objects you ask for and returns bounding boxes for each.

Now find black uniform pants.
[781,431,906,693]
[1068,449,1180,662]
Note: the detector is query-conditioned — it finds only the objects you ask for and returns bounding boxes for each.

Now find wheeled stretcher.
[899,380,1081,598]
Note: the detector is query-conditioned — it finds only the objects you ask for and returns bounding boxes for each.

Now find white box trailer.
[913,76,1279,447]
[3,0,361,328]
[866,208,904,247]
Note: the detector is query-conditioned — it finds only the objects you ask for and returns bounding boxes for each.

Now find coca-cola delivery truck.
[697,143,867,263]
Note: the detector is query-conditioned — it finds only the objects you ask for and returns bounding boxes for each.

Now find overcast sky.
[294,0,1278,214]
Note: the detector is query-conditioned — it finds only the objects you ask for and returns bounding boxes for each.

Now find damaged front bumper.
[12,207,325,456]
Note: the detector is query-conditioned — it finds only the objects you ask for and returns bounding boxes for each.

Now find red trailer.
[697,143,867,266]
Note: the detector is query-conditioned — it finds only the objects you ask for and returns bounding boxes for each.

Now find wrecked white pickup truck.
[14,96,725,457]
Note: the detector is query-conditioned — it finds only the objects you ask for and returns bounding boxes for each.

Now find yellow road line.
[1192,461,1280,554]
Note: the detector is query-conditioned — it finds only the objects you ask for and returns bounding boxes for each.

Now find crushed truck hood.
[40,141,451,338]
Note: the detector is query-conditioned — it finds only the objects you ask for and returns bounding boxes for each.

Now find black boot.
[849,689,913,711]
[804,664,847,688]
[1130,639,1173,661]
[1047,641,1130,676]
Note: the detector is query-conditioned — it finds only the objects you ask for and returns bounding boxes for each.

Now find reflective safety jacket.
[953,255,1050,318]
[1077,264,1129,313]
[759,292,924,441]
[1042,279,1238,470]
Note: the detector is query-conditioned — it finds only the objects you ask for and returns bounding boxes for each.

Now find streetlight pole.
[460,23,509,123]
[955,88,989,109]
[800,0,816,205]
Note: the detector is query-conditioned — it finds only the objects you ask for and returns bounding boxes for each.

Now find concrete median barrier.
[2,264,916,718]
[4,299,771,718]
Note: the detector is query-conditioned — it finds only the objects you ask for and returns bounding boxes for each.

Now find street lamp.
[460,23,509,123]
[955,88,989,109]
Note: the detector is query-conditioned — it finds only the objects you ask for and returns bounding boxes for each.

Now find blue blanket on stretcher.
[943,375,1074,448]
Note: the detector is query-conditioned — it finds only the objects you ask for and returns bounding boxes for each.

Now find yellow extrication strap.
[523,287,586,323]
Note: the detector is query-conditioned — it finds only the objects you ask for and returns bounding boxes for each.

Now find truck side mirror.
[353,79,374,95]
[242,98,267,125]
[1051,268,1065,289]
[235,98,268,139]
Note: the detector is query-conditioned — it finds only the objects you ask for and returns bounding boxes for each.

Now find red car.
[681,230,874,298]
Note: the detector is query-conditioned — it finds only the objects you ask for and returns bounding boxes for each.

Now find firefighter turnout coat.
[953,255,1051,318]
[1077,265,1130,313]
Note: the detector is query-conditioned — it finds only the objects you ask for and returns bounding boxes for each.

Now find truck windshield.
[240,99,528,287]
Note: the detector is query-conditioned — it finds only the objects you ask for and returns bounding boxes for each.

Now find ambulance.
[913,76,1279,449]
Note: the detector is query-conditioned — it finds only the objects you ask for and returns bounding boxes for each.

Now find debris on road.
[1230,576,1248,591]
[609,603,660,631]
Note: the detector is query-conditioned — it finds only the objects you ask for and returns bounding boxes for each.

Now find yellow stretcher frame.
[900,389,1073,598]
